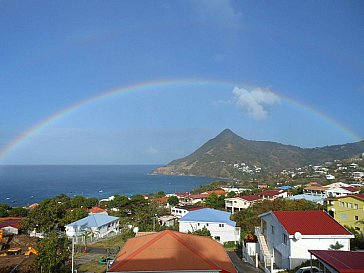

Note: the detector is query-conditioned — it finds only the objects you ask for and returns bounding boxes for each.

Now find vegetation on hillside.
[154,129,364,179]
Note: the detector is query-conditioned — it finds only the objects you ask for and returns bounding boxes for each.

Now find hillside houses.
[225,195,262,213]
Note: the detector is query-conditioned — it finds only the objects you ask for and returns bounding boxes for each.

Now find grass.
[77,261,107,273]
[91,233,127,249]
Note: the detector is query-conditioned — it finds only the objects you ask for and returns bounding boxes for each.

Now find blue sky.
[0,0,363,164]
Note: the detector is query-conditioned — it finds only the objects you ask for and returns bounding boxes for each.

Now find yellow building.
[327,194,364,233]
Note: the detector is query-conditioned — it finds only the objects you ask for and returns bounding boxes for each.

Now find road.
[228,251,263,273]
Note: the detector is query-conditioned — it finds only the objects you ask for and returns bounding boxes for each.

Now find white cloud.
[233,86,281,120]
[146,146,159,155]
[191,0,241,28]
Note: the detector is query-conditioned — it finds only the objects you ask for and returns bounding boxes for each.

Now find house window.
[349,203,353,208]
[206,223,209,227]
[214,236,221,241]
[219,224,224,227]
[340,202,344,207]
[197,223,200,226]
[354,204,358,210]
[346,202,349,208]
[271,225,275,235]
[355,216,359,221]
[283,234,288,245]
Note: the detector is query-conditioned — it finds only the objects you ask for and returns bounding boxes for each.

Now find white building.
[325,187,359,198]
[179,208,240,244]
[171,205,205,218]
[65,213,119,243]
[255,210,353,271]
[225,195,262,214]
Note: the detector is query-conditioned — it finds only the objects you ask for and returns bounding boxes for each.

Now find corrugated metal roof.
[179,208,235,226]
[309,250,364,273]
[272,210,352,236]
[66,213,118,228]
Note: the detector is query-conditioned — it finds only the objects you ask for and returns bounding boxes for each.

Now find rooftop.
[179,208,235,226]
[309,250,364,273]
[66,213,118,228]
[271,210,352,236]
[108,230,236,273]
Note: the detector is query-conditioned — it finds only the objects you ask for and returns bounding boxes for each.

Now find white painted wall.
[260,213,352,270]
[179,221,240,244]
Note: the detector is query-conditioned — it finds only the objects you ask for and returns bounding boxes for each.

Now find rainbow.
[0,78,362,162]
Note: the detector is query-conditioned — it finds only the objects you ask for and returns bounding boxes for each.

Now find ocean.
[0,165,216,206]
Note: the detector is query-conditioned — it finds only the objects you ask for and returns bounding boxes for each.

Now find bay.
[0,165,215,206]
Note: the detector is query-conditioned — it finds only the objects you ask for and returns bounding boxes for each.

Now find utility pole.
[71,236,75,273]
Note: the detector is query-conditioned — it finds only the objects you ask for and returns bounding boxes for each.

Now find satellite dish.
[133,227,139,233]
[294,231,302,240]
[127,225,133,229]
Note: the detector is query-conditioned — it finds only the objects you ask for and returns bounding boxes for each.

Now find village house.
[0,217,22,235]
[65,213,119,243]
[288,194,325,205]
[325,187,359,198]
[107,230,237,273]
[303,185,328,197]
[225,195,262,213]
[179,208,240,244]
[327,194,364,232]
[254,210,353,271]
[171,205,206,218]
[257,189,288,200]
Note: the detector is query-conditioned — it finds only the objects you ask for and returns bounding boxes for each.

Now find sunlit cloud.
[233,86,281,120]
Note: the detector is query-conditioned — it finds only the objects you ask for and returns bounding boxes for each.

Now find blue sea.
[0,165,215,206]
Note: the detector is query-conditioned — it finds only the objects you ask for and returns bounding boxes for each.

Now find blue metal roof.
[179,208,236,226]
[288,194,324,203]
[66,213,119,228]
[277,186,293,190]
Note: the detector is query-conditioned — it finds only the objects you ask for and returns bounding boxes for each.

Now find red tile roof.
[272,210,352,236]
[154,197,169,203]
[342,186,359,193]
[108,230,237,273]
[89,207,106,213]
[309,250,364,273]
[239,195,262,202]
[0,217,22,229]
[206,189,226,196]
[258,190,284,196]
[189,194,209,199]
[334,194,364,201]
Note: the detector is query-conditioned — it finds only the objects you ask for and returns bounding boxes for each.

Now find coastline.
[0,165,217,207]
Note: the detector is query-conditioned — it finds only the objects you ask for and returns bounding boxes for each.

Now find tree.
[8,207,28,217]
[71,196,87,208]
[35,231,70,273]
[112,195,130,208]
[0,203,10,217]
[227,191,237,198]
[59,208,88,227]
[167,196,179,206]
[21,198,67,233]
[204,193,225,209]
[188,226,212,238]
[329,241,344,250]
